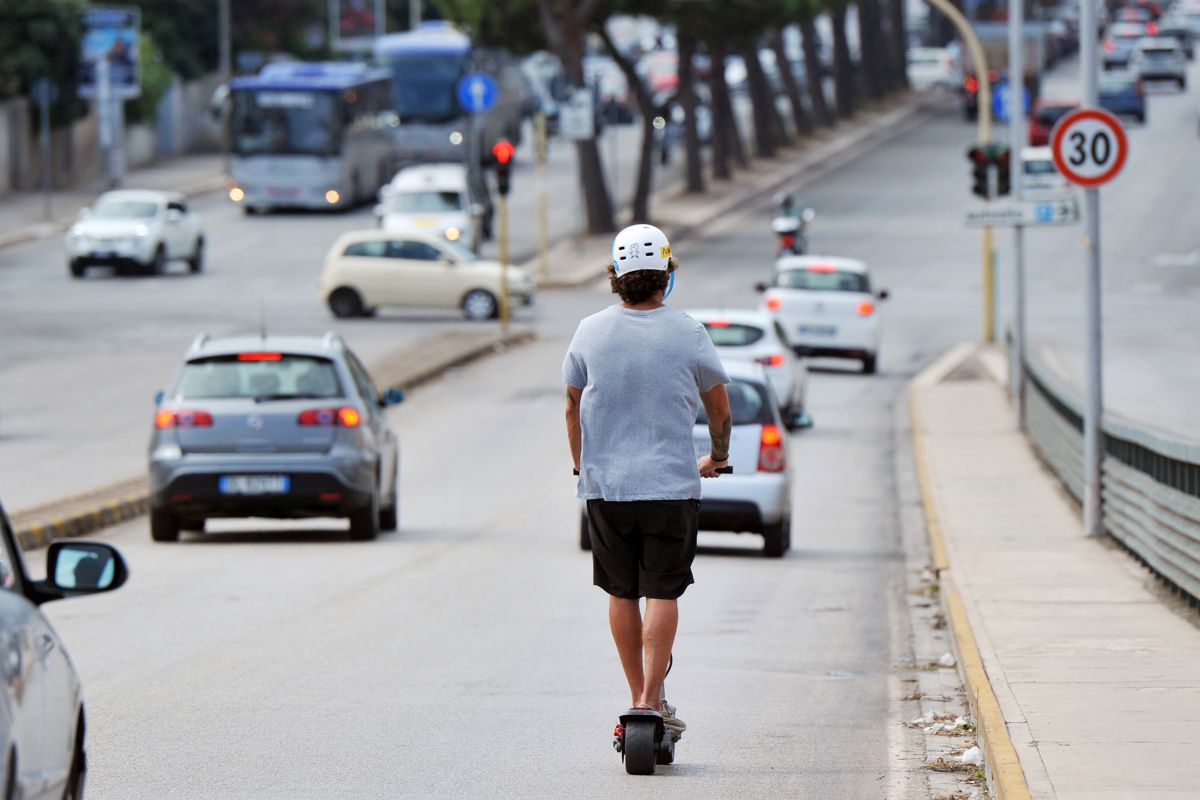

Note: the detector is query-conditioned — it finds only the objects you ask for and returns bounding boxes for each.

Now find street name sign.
[1050,108,1128,188]
[965,197,1079,228]
[456,73,497,114]
[560,89,595,141]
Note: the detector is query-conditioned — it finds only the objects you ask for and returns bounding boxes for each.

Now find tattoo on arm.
[711,416,732,461]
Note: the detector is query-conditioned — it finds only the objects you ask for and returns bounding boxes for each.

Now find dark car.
[1100,71,1147,122]
[0,501,128,799]
[148,332,403,542]
[1029,100,1080,146]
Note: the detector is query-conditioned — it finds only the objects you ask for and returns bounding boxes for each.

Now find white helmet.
[611,224,672,276]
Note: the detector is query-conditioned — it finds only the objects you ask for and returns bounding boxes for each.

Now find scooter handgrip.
[716,466,733,474]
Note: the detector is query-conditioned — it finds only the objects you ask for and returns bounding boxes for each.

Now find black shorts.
[586,499,700,600]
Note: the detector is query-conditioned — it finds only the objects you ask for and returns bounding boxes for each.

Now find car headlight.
[444,226,462,242]
[134,225,150,238]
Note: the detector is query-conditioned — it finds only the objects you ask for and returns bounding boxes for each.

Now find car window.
[344,352,380,411]
[387,241,443,261]
[777,268,870,293]
[167,201,187,213]
[174,354,344,400]
[388,191,464,213]
[93,200,159,219]
[1024,159,1057,176]
[702,322,765,347]
[695,379,772,426]
[343,240,387,258]
[1035,105,1075,126]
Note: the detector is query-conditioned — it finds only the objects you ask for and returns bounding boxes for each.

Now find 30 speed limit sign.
[1050,108,1128,187]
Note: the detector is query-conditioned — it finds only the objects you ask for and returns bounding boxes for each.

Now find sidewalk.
[909,344,1200,799]
[0,154,225,249]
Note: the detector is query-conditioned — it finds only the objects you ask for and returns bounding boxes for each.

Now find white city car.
[761,256,888,374]
[66,190,205,278]
[374,163,488,250]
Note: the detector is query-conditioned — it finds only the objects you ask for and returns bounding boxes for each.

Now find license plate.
[798,325,838,337]
[219,475,290,495]
[92,250,116,259]
[413,216,436,227]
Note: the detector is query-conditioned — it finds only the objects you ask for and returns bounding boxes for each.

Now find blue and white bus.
[227,62,395,213]
[374,22,528,165]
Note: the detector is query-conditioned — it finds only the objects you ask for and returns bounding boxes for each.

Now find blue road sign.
[992,80,1030,123]
[1035,203,1054,223]
[457,73,497,114]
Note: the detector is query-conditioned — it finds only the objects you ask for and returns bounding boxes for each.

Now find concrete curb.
[532,93,949,290]
[908,344,1032,800]
[8,327,535,549]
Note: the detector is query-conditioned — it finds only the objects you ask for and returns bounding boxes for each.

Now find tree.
[595,23,657,223]
[857,0,887,101]
[675,26,704,193]
[796,0,832,127]
[827,1,856,118]
[0,0,88,126]
[768,26,812,138]
[887,0,909,92]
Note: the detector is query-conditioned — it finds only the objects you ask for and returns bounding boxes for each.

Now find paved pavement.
[910,344,1200,799]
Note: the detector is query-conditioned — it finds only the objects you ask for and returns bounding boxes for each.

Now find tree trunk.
[741,44,778,157]
[856,0,885,101]
[597,25,656,223]
[770,28,812,138]
[677,30,705,193]
[799,16,833,127]
[889,0,909,91]
[830,5,856,119]
[708,39,748,172]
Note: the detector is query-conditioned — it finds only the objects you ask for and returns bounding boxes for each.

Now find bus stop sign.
[457,73,497,114]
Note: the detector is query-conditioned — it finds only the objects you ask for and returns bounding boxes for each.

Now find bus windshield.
[231,89,341,157]
[383,52,466,122]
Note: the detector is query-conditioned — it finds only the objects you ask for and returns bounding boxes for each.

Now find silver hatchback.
[148,333,402,542]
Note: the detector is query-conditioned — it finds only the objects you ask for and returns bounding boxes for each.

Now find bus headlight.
[229,186,245,202]
[449,131,464,146]
[444,227,461,241]
[325,190,340,205]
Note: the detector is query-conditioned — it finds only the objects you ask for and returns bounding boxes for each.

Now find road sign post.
[1008,0,1028,427]
[1051,98,1129,538]
[456,73,498,255]
[32,79,57,222]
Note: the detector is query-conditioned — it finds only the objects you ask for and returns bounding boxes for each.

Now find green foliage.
[432,0,546,53]
[0,0,88,126]
[126,32,172,125]
[123,0,219,80]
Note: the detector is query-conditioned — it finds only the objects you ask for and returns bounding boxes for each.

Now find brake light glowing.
[1147,22,1158,35]
[766,295,782,311]
[297,407,361,427]
[755,353,786,367]
[964,76,979,93]
[808,264,837,273]
[758,423,786,473]
[1104,39,1116,53]
[238,352,283,361]
[857,300,875,316]
[707,320,730,328]
[155,409,213,428]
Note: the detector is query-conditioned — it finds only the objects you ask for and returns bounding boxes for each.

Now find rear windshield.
[1024,159,1057,176]
[1100,74,1136,91]
[174,354,343,400]
[388,190,463,213]
[695,379,772,426]
[702,322,765,347]
[777,268,869,293]
[1110,23,1145,37]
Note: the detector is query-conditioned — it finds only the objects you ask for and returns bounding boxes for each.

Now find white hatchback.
[686,307,811,429]
[66,190,205,278]
[760,256,888,374]
[374,163,488,250]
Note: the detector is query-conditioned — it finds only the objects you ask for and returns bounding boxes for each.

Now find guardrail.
[1023,354,1200,605]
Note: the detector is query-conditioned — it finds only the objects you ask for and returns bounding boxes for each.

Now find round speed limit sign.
[1050,108,1128,187]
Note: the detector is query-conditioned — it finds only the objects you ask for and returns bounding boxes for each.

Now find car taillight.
[1147,22,1158,35]
[237,352,283,361]
[758,423,786,473]
[857,300,875,316]
[964,76,979,93]
[1104,39,1116,53]
[755,353,786,367]
[765,295,782,311]
[155,409,213,428]
[297,407,361,427]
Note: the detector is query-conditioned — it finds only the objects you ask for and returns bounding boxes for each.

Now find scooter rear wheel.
[623,720,658,775]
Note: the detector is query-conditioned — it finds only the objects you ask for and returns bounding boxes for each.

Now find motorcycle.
[772,207,816,256]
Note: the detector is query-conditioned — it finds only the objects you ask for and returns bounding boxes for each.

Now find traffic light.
[492,139,515,197]
[968,146,989,199]
[994,145,1012,196]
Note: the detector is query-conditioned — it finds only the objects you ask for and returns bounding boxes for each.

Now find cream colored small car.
[319,230,536,320]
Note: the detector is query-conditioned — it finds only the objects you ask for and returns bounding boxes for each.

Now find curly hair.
[607,258,678,304]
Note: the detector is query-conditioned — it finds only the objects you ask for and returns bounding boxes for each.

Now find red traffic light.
[967,147,988,165]
[491,139,515,165]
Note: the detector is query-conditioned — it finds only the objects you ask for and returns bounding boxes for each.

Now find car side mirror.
[878,288,890,300]
[46,541,128,598]
[379,387,405,407]
[754,282,768,293]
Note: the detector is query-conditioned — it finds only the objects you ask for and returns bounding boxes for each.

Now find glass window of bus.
[388,191,463,213]
[232,89,341,156]
[382,52,466,122]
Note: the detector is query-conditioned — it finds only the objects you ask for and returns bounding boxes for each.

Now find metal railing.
[1023,354,1200,604]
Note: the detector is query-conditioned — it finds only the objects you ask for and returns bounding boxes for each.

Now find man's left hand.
[698,455,729,478]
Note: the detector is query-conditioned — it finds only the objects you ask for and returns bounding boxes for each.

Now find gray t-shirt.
[562,305,729,501]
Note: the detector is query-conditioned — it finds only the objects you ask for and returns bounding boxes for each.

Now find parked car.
[374,163,490,251]
[319,230,536,320]
[1099,70,1147,122]
[1103,22,1154,69]
[0,500,128,799]
[148,332,403,542]
[759,256,888,374]
[686,308,811,430]
[66,190,204,278]
[907,47,958,90]
[1029,99,1080,146]
[1021,146,1071,194]
[1156,22,1195,58]
[580,361,793,557]
[1131,36,1187,87]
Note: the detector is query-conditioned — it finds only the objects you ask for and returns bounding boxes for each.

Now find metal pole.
[1009,0,1027,426]
[536,112,549,281]
[410,0,421,30]
[499,194,510,333]
[218,0,232,80]
[1080,0,1104,536]
[38,89,52,222]
[982,227,994,342]
[328,0,338,53]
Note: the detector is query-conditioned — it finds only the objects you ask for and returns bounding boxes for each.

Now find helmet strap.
[663,271,676,301]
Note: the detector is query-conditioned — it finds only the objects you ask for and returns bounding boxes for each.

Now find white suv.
[1131,37,1187,89]
[66,190,205,278]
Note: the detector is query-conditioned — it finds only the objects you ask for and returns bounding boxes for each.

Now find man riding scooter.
[772,193,816,256]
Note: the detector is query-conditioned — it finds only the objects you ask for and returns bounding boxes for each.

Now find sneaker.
[660,700,686,737]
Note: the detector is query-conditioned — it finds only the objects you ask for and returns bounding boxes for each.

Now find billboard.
[333,0,385,53]
[78,6,141,99]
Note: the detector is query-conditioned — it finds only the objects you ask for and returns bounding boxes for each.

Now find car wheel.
[64,710,86,800]
[379,501,398,532]
[4,749,16,800]
[349,495,379,541]
[580,512,592,551]
[1180,78,1187,90]
[188,238,204,273]
[862,354,878,375]
[328,287,367,318]
[149,245,167,276]
[69,260,86,278]
[150,508,180,542]
[763,515,790,558]
[462,289,498,321]
[1138,112,1146,124]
